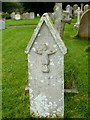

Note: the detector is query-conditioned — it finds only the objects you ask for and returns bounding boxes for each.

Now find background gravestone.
[30,12,35,19]
[73,4,78,16]
[84,4,90,12]
[11,12,15,19]
[66,5,73,18]
[15,13,21,20]
[77,9,90,39]
[25,13,67,118]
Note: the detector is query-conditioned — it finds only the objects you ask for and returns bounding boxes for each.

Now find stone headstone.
[25,12,31,19]
[30,12,35,19]
[73,4,78,16]
[53,3,71,37]
[84,4,90,12]
[66,5,73,18]
[22,13,26,19]
[77,9,90,39]
[37,13,40,17]
[11,12,15,19]
[0,20,5,30]
[15,13,21,20]
[25,13,67,118]
[74,7,83,29]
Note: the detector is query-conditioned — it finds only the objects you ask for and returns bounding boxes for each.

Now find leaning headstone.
[84,4,90,12]
[30,12,35,19]
[15,13,21,20]
[11,12,15,19]
[25,13,67,118]
[74,7,83,29]
[0,20,5,30]
[77,9,90,39]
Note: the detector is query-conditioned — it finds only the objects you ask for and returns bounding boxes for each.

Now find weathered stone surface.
[53,3,71,37]
[25,13,67,118]
[74,7,83,29]
[66,5,73,18]
[0,20,5,30]
[30,12,35,19]
[73,4,78,16]
[77,9,90,39]
[84,4,90,12]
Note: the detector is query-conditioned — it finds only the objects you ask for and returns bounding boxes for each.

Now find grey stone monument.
[53,3,71,37]
[84,4,90,12]
[25,13,67,118]
[30,12,35,19]
[74,7,83,29]
[77,9,90,39]
[73,4,78,16]
[66,5,73,18]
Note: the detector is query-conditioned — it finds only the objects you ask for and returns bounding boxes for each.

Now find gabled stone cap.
[25,13,67,55]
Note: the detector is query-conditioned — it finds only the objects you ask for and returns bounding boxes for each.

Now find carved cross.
[35,43,57,73]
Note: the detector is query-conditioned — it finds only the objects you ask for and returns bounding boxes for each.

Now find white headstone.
[30,12,35,19]
[0,20,5,30]
[25,13,67,118]
[37,13,40,17]
[15,13,21,20]
[11,12,15,19]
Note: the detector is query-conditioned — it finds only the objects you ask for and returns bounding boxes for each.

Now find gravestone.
[25,12,30,19]
[37,13,40,17]
[73,4,78,16]
[11,12,15,19]
[15,13,21,20]
[84,4,90,12]
[74,7,83,29]
[25,13,67,118]
[22,13,26,19]
[0,20,5,30]
[77,9,90,39]
[30,12,35,19]
[66,5,73,18]
[53,3,71,37]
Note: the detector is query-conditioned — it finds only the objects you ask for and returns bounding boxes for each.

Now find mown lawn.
[6,17,40,27]
[2,18,89,119]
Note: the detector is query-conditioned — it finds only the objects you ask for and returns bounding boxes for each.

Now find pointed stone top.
[25,13,67,55]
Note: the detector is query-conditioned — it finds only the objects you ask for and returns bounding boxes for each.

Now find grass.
[2,18,89,119]
[6,17,40,27]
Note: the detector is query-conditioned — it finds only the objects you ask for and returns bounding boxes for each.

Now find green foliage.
[2,18,88,119]
[1,13,11,19]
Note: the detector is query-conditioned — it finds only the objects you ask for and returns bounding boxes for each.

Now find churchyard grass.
[6,17,40,27]
[2,18,88,118]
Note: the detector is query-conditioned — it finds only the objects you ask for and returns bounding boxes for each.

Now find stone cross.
[74,7,83,29]
[53,3,71,37]
[25,13,67,118]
